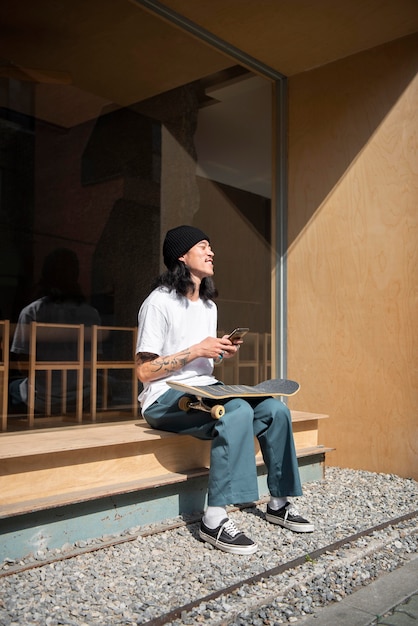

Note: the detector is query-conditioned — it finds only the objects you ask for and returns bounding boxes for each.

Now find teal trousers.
[143,389,303,507]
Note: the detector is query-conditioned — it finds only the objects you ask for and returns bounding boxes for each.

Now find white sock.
[203,506,228,529]
[269,496,288,511]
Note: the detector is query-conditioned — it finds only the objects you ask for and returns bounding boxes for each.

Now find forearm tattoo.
[136,350,191,374]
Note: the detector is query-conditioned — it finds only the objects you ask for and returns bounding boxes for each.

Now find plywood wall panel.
[287,34,418,479]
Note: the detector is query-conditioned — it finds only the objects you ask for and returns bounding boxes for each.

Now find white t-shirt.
[136,287,218,412]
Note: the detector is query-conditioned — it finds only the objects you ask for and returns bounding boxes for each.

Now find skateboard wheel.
[178,396,191,412]
[211,405,225,419]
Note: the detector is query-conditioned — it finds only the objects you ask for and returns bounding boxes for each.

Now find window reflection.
[0,65,273,429]
[9,248,101,416]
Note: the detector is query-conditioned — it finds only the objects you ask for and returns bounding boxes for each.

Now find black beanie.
[163,225,210,269]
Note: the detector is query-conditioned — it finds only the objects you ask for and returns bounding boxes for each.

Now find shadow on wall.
[287,34,418,245]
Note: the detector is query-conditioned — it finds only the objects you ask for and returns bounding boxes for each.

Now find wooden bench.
[0,411,331,519]
[0,411,332,562]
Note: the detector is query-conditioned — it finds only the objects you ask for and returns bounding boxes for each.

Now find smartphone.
[227,327,249,342]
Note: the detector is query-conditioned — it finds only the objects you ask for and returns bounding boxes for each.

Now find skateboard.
[167,378,300,419]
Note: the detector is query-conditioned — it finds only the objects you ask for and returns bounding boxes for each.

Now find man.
[136,225,313,555]
[9,248,101,415]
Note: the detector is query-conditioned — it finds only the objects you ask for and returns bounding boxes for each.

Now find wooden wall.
[286,34,418,479]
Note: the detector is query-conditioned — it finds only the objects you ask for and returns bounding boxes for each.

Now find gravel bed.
[0,467,417,625]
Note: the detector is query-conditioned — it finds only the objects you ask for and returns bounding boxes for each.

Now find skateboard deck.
[167,378,299,399]
[167,378,300,419]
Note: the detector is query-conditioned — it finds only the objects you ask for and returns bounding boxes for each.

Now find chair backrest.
[217,330,263,385]
[27,321,85,427]
[90,325,138,421]
[0,320,10,432]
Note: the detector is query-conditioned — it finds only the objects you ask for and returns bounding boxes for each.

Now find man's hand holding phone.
[227,327,249,344]
[213,328,249,364]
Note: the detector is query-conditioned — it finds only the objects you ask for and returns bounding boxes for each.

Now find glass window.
[0,13,273,431]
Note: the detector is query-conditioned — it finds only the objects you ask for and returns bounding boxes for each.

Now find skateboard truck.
[178,395,225,419]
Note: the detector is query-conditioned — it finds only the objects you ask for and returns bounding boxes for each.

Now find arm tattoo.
[136,350,191,374]
[151,350,191,374]
[136,352,157,365]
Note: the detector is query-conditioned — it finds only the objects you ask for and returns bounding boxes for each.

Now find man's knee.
[221,397,254,424]
[259,397,292,425]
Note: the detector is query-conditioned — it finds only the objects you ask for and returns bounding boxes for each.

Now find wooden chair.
[216,330,237,383]
[0,320,10,432]
[27,322,85,428]
[217,330,261,385]
[261,333,272,381]
[90,325,138,421]
[235,331,260,384]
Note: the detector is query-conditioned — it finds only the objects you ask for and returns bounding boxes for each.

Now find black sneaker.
[199,518,258,555]
[266,502,314,533]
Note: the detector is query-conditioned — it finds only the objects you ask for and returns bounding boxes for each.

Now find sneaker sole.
[199,529,258,555]
[265,512,315,533]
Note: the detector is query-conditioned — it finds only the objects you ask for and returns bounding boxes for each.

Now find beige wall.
[287,34,418,479]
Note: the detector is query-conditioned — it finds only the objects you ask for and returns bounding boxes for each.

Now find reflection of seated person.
[9,248,101,415]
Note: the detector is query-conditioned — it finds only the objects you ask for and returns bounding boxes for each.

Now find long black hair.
[153,260,218,302]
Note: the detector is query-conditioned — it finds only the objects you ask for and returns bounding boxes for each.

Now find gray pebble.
[0,467,417,625]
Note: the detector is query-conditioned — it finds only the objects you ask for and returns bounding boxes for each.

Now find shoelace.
[217,518,241,540]
[284,503,301,518]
